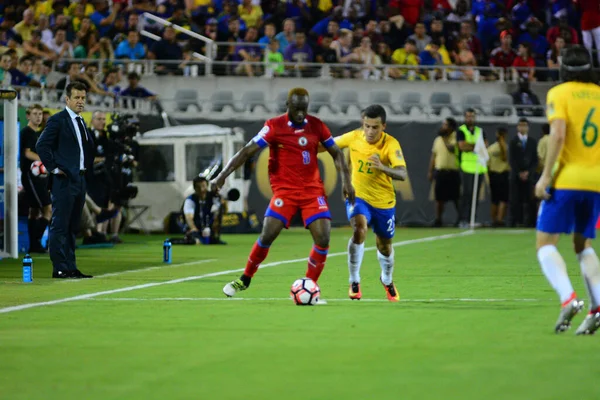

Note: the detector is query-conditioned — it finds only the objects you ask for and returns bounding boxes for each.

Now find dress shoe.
[52,270,70,279]
[71,269,93,279]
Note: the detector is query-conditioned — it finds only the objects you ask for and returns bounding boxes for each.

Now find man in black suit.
[509,118,538,227]
[36,82,95,279]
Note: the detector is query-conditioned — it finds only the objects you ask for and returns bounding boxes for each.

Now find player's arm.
[318,132,352,153]
[24,148,41,162]
[370,140,408,181]
[324,141,355,204]
[428,151,436,182]
[211,140,262,190]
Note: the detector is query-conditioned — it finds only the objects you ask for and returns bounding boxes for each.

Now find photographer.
[88,111,123,244]
[182,176,225,245]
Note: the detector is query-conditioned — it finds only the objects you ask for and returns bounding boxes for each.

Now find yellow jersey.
[335,129,406,209]
[546,81,600,192]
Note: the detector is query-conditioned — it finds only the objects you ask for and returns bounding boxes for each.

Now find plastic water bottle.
[22,254,33,283]
[163,239,172,264]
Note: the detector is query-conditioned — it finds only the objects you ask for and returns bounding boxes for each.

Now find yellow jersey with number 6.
[546,81,600,192]
[335,129,406,208]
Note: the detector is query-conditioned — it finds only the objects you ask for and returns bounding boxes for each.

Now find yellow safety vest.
[458,124,487,174]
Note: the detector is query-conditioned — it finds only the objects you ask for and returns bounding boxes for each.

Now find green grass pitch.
[1,228,599,400]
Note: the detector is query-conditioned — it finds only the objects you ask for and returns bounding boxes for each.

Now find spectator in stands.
[2,34,24,59]
[10,54,41,87]
[490,30,517,73]
[258,22,276,47]
[238,0,263,29]
[509,118,537,228]
[12,9,36,42]
[547,35,565,80]
[576,0,600,66]
[310,6,352,39]
[518,18,549,68]
[446,0,472,32]
[284,31,314,77]
[23,30,55,60]
[546,16,579,46]
[275,18,295,53]
[452,38,476,80]
[0,53,12,88]
[45,28,74,60]
[106,16,127,46]
[127,13,141,32]
[376,41,393,66]
[54,14,76,42]
[121,72,157,100]
[235,27,262,77]
[76,17,95,44]
[101,68,122,98]
[91,1,121,38]
[30,58,50,86]
[419,39,444,80]
[37,15,53,45]
[409,22,431,53]
[381,14,410,50]
[364,19,384,48]
[330,28,357,78]
[56,61,85,98]
[264,38,284,78]
[203,18,218,42]
[148,26,183,75]
[72,3,90,33]
[430,17,449,45]
[115,30,146,60]
[398,0,424,27]
[354,36,381,80]
[457,21,482,64]
[512,42,536,81]
[390,38,419,80]
[315,34,337,73]
[511,77,543,117]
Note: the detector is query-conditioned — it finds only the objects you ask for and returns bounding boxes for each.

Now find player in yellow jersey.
[534,46,600,334]
[334,105,407,301]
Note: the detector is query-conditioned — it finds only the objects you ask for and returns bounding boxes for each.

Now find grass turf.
[1,228,599,400]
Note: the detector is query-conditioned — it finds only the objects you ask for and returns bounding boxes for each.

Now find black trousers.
[509,178,536,227]
[49,174,86,273]
[460,172,484,222]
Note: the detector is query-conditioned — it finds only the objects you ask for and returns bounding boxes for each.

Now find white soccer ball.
[290,277,320,306]
[30,161,48,178]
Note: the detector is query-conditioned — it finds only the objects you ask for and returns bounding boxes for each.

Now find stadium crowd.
[0,0,598,82]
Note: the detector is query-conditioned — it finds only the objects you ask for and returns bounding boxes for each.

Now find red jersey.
[576,0,600,31]
[399,0,424,26]
[253,114,335,198]
[490,46,517,69]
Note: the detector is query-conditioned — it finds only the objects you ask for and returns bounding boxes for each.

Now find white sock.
[537,245,575,304]
[378,249,395,286]
[578,248,600,310]
[348,238,364,283]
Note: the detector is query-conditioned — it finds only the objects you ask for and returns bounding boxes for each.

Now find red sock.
[244,239,270,278]
[306,244,328,282]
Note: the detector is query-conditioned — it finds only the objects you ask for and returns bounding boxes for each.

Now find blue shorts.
[537,189,600,239]
[345,197,396,239]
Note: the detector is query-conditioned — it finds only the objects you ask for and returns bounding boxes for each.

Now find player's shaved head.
[286,87,309,125]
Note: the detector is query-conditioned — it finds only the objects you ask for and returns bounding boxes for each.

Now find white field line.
[88,297,547,303]
[0,231,472,314]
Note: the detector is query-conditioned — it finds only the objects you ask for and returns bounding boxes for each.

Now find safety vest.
[458,124,487,174]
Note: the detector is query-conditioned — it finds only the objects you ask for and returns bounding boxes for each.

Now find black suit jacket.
[36,109,95,182]
[509,135,538,182]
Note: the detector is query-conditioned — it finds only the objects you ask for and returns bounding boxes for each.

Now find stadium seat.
[241,91,268,112]
[275,91,288,113]
[399,91,422,115]
[429,92,454,115]
[210,90,237,112]
[491,95,514,117]
[369,91,400,114]
[174,89,201,112]
[461,93,485,115]
[309,92,335,114]
[335,90,360,114]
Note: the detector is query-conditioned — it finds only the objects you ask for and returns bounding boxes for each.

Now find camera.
[107,113,139,205]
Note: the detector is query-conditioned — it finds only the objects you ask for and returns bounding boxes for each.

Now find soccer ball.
[30,161,48,178]
[290,278,320,306]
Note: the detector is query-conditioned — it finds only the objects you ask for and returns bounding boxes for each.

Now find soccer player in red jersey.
[212,88,355,297]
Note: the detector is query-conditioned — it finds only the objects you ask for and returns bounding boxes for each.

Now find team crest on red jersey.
[298,137,308,146]
[274,198,284,207]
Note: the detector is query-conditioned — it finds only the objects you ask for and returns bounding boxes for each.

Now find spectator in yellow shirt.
[13,9,37,42]
[238,0,263,29]
[389,39,422,80]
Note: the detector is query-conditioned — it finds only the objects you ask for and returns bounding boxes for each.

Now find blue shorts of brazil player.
[345,197,396,239]
[537,189,600,239]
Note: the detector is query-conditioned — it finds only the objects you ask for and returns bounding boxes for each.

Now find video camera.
[107,113,140,205]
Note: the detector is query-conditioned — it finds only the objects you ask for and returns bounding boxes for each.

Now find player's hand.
[427,170,433,182]
[535,175,551,200]
[210,176,225,192]
[367,155,384,170]
[343,180,356,205]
